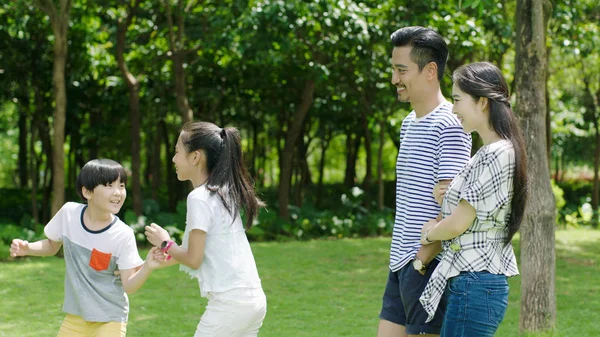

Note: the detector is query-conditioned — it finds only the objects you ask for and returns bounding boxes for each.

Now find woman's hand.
[144,223,171,247]
[420,219,438,245]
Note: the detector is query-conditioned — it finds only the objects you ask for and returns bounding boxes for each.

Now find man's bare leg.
[377,319,406,337]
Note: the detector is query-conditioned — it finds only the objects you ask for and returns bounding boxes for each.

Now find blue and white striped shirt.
[390,102,472,272]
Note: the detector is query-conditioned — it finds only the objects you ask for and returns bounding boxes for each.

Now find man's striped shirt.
[390,101,472,272]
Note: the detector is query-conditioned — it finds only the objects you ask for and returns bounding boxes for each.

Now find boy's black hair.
[75,159,127,201]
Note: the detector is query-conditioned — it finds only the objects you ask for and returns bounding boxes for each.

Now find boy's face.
[83,177,127,214]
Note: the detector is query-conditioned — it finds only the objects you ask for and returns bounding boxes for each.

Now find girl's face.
[172,133,206,182]
[451,83,487,134]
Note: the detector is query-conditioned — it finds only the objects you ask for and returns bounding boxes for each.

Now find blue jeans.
[441,271,509,337]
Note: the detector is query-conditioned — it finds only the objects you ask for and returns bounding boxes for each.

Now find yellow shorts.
[57,314,127,337]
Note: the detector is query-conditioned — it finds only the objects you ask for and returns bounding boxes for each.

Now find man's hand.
[416,240,442,266]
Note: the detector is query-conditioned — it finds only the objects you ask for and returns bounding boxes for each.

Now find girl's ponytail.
[205,126,264,230]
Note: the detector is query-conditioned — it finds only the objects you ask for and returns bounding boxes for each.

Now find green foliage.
[551,179,566,211]
[126,199,187,245]
[0,224,42,247]
[248,186,394,241]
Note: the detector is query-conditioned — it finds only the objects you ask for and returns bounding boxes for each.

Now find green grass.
[1,229,599,337]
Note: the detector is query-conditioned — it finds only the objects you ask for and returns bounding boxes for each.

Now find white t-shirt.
[179,185,262,297]
[44,202,143,322]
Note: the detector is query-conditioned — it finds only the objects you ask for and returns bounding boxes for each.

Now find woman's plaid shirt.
[419,140,520,322]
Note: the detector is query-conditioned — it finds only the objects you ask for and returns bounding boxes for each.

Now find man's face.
[390,46,430,104]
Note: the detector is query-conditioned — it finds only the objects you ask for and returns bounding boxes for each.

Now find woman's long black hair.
[180,121,264,230]
[453,62,528,244]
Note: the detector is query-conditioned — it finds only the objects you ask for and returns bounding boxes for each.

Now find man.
[377,26,472,337]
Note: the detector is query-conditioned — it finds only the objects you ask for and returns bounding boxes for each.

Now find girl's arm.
[164,230,206,270]
[145,223,206,270]
[422,199,476,243]
[10,238,62,257]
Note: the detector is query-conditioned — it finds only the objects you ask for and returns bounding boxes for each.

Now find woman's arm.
[421,199,476,244]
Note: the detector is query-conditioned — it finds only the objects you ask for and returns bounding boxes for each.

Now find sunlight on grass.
[1,230,599,336]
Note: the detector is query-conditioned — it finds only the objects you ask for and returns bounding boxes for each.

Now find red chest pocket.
[89,249,112,271]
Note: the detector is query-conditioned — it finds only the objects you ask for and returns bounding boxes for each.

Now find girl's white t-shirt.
[180,185,262,297]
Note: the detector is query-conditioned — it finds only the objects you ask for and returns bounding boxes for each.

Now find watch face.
[161,240,167,249]
[413,259,423,270]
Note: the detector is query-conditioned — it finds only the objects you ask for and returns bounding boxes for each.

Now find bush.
[247,186,394,242]
[125,199,187,246]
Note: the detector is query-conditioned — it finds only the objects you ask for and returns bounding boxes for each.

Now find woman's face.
[451,83,487,134]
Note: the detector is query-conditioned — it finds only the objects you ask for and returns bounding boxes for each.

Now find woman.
[419,62,528,336]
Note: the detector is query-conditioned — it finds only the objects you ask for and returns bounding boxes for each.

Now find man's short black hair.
[390,26,448,81]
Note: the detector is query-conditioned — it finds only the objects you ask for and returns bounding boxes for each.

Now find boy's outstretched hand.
[10,239,30,257]
[145,247,169,270]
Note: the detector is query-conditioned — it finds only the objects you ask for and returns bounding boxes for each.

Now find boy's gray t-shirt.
[45,202,143,322]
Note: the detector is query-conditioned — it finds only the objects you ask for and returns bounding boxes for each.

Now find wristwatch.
[160,240,174,252]
[413,258,427,274]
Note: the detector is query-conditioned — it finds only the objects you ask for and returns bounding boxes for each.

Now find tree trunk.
[316,126,332,208]
[377,117,386,211]
[116,0,143,216]
[360,106,373,193]
[159,120,176,211]
[18,82,29,188]
[515,0,556,333]
[30,118,39,225]
[545,47,552,167]
[278,80,315,219]
[165,0,194,123]
[34,0,72,217]
[293,132,312,207]
[344,130,361,188]
[593,120,599,227]
[150,123,162,201]
[594,84,600,226]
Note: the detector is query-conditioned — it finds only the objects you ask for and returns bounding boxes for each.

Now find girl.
[418,62,528,336]
[145,121,267,337]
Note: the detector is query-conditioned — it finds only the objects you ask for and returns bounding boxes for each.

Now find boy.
[10,158,161,337]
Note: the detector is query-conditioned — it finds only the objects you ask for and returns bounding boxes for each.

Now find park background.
[0,0,599,336]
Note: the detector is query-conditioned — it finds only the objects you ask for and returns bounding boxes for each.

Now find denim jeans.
[441,271,509,337]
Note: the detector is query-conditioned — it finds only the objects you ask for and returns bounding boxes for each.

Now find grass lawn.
[1,229,599,337]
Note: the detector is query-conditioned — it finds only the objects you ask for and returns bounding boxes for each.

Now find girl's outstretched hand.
[144,223,171,247]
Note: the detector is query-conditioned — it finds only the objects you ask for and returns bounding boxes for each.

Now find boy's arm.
[120,247,173,294]
[10,238,62,257]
